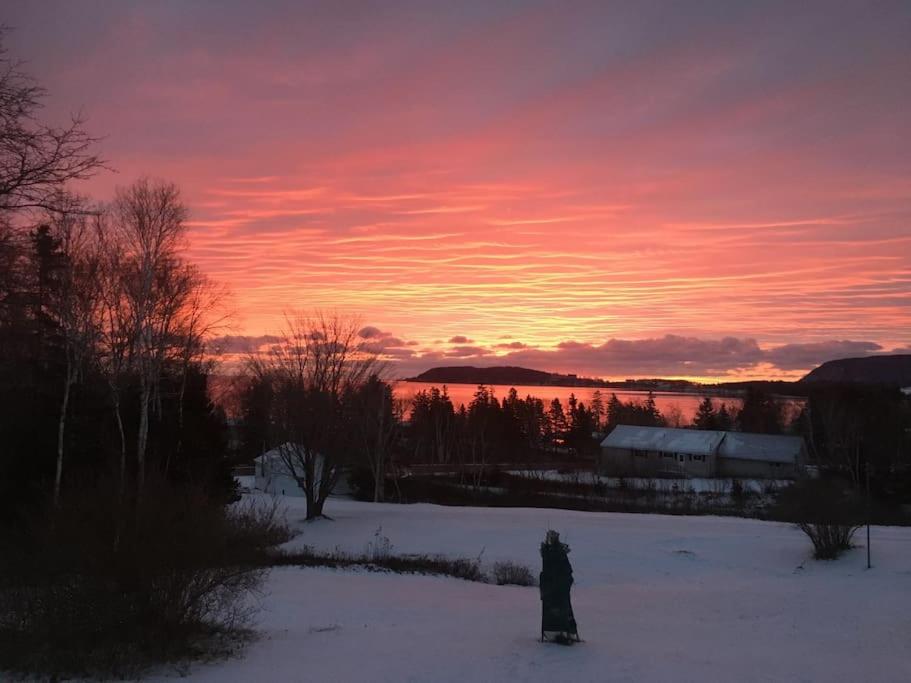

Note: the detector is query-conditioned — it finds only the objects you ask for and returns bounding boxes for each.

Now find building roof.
[717,431,804,463]
[256,445,296,477]
[256,444,324,478]
[600,425,804,464]
[600,425,725,456]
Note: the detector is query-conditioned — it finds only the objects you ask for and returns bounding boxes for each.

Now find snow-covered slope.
[149,496,911,683]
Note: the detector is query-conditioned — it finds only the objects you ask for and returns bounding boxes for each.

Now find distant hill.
[710,380,802,395]
[408,366,705,392]
[409,358,911,393]
[800,354,911,386]
[409,366,557,386]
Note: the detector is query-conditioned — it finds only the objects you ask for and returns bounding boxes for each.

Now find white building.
[599,425,807,479]
[254,444,324,497]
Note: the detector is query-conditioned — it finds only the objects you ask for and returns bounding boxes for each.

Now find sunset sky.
[7,1,910,380]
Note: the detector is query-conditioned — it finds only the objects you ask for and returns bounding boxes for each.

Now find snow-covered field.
[150,496,911,683]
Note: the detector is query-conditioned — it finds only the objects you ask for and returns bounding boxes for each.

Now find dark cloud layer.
[208,334,280,354]
[495,341,528,350]
[500,335,766,377]
[211,331,906,380]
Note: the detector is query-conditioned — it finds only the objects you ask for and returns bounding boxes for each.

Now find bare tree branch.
[0,31,105,217]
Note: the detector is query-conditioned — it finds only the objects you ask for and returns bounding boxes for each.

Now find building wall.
[255,472,305,496]
[599,447,717,478]
[717,458,800,479]
[600,447,803,479]
[255,458,306,496]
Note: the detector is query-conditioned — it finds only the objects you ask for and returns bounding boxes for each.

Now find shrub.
[796,522,861,560]
[272,546,485,582]
[0,478,288,679]
[493,560,537,586]
[347,466,378,502]
[225,495,293,551]
[365,526,393,562]
[775,478,865,560]
[445,556,485,582]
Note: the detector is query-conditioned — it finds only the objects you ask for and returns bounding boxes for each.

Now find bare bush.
[448,552,486,582]
[225,496,293,551]
[365,526,393,562]
[775,478,864,560]
[796,522,861,560]
[493,560,537,586]
[0,479,288,679]
[273,546,485,582]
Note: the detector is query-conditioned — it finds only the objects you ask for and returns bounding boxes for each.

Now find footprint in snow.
[672,549,696,558]
[309,624,341,634]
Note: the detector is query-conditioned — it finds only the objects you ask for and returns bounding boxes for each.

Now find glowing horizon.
[7,2,909,381]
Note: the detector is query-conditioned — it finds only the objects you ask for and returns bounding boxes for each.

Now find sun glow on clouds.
[8,1,910,379]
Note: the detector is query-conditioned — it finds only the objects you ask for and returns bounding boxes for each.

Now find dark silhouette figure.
[540,530,580,644]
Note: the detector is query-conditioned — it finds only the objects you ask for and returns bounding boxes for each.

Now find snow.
[233,475,255,492]
[148,496,911,683]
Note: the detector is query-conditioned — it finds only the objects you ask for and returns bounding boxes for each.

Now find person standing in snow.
[540,530,580,644]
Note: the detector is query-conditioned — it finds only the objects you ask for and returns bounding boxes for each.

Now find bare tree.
[251,312,381,519]
[811,395,863,486]
[43,197,104,506]
[0,31,103,216]
[107,178,212,497]
[0,219,27,348]
[348,375,401,503]
[167,276,229,477]
[95,215,134,496]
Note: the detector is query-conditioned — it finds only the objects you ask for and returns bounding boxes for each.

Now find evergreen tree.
[716,403,733,431]
[567,399,597,455]
[590,389,605,429]
[548,398,567,449]
[606,393,623,426]
[738,387,782,434]
[693,397,717,430]
[567,393,578,419]
[644,392,661,425]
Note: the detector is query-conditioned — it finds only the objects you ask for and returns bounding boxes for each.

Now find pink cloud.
[3,2,907,381]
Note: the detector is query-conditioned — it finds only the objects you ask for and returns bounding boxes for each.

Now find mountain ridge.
[407,356,911,393]
[407,365,739,393]
[799,354,911,386]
